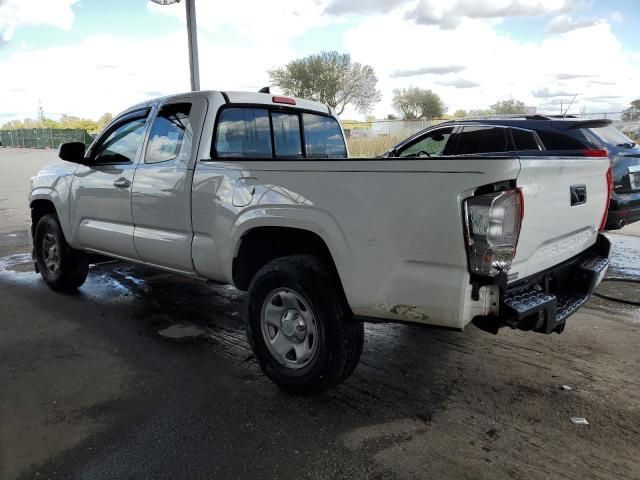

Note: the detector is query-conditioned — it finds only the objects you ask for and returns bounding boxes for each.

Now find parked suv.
[386,115,640,230]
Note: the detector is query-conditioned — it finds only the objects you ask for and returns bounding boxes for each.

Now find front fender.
[29,167,75,245]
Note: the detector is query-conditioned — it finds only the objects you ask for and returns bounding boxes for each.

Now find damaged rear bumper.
[473,234,610,335]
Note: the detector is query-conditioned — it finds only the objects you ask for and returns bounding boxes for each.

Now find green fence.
[0,128,93,149]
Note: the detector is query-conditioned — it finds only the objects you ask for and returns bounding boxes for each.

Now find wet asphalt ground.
[1,148,640,480]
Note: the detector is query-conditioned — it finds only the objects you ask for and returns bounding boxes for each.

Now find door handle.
[113,178,131,189]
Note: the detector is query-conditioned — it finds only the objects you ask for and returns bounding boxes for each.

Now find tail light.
[580,148,608,158]
[599,166,613,231]
[464,189,523,276]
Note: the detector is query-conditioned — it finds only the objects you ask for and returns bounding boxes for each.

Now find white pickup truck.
[29,90,611,393]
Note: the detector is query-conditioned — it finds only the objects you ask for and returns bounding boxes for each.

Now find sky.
[0,0,639,123]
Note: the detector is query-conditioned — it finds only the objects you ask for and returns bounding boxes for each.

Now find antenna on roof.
[258,86,270,94]
[563,94,579,117]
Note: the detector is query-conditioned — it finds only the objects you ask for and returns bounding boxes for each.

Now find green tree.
[385,113,398,120]
[392,86,445,120]
[491,99,527,115]
[453,109,468,118]
[1,112,113,132]
[92,113,113,133]
[621,99,640,121]
[467,109,492,117]
[269,51,381,115]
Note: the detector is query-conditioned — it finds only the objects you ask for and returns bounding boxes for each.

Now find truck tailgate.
[509,156,610,281]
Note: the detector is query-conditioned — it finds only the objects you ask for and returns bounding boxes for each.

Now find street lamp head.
[150,0,180,4]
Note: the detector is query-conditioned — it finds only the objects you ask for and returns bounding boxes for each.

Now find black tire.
[34,214,89,292]
[247,255,364,394]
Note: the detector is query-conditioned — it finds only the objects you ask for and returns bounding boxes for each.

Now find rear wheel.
[34,214,89,292]
[247,255,363,394]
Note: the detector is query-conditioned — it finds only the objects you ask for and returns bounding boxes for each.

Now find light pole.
[150,0,200,91]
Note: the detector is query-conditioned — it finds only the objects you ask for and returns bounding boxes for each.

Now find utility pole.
[151,0,200,91]
[185,0,200,91]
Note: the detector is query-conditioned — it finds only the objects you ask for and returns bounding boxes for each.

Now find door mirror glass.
[58,142,86,163]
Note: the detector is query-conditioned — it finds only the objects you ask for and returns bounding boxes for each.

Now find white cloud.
[436,78,481,88]
[343,12,639,116]
[148,0,330,42]
[545,14,601,34]
[324,0,408,15]
[0,26,301,121]
[390,65,466,77]
[610,11,623,23]
[0,0,636,123]
[406,0,576,29]
[532,87,576,97]
[0,0,78,42]
[554,73,595,79]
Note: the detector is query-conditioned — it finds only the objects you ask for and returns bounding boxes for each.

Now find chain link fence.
[345,113,640,157]
[0,128,93,149]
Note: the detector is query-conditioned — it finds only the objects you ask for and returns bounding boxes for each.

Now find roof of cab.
[222,91,330,114]
[121,90,332,116]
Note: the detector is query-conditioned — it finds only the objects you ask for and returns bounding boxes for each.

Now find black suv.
[385,115,640,230]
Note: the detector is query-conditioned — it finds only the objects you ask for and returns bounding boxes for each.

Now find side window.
[455,126,509,155]
[93,116,147,163]
[215,108,272,158]
[272,112,302,158]
[303,113,347,158]
[537,130,590,150]
[145,103,192,164]
[399,127,454,157]
[511,128,541,151]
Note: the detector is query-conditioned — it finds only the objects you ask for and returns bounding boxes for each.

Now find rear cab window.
[303,113,347,158]
[213,106,346,159]
[215,108,272,158]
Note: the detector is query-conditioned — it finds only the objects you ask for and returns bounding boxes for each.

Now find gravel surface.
[1,148,639,480]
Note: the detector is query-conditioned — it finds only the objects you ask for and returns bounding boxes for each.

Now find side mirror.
[58,142,86,163]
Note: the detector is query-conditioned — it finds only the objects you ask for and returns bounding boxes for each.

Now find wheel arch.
[30,197,58,240]
[232,225,350,302]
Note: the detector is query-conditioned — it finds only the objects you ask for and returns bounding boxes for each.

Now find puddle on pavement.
[157,323,209,341]
[0,253,32,271]
[606,233,640,279]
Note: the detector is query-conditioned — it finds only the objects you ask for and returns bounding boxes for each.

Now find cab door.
[69,109,150,259]
[131,98,207,272]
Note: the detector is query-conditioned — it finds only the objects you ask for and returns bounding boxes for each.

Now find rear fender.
[227,206,354,292]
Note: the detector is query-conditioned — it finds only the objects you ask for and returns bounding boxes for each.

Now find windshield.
[585,126,637,148]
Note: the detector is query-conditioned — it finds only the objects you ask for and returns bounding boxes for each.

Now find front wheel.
[246,255,364,394]
[34,214,89,292]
